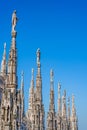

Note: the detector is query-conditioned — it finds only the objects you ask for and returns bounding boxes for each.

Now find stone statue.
[37,48,40,64]
[12,10,17,32]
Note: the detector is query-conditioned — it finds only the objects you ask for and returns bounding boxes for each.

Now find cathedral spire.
[31,68,34,88]
[36,48,42,103]
[8,10,18,88]
[21,71,24,121]
[62,90,67,118]
[71,95,78,130]
[1,43,6,76]
[68,97,70,121]
[21,71,24,98]
[49,69,55,112]
[47,70,56,130]
[11,10,18,50]
[58,82,61,116]
[71,95,76,119]
[28,68,35,110]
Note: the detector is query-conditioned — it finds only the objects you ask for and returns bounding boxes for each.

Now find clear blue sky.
[0,0,87,130]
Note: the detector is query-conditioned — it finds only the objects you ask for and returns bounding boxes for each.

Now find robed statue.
[12,10,18,32]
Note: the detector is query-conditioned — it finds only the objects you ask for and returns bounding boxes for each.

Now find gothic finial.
[68,97,70,106]
[72,94,75,105]
[68,97,70,120]
[50,69,54,82]
[1,43,6,76]
[49,69,55,112]
[58,82,61,99]
[64,90,66,97]
[50,69,54,90]
[58,82,61,116]
[71,94,77,121]
[58,82,61,91]
[31,68,34,80]
[4,42,6,49]
[3,42,6,60]
[21,70,24,88]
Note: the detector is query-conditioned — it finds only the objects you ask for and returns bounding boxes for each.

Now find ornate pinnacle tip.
[37,48,40,52]
[21,71,24,88]
[31,68,34,79]
[64,90,66,97]
[13,10,16,13]
[36,48,41,66]
[58,82,61,89]
[72,94,75,103]
[32,68,34,74]
[21,71,24,77]
[68,97,70,105]
[4,42,6,49]
[50,69,54,80]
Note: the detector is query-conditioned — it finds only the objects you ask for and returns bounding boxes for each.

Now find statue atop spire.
[50,69,54,90]
[12,10,18,32]
[31,68,34,81]
[50,69,53,82]
[36,48,41,77]
[37,48,40,67]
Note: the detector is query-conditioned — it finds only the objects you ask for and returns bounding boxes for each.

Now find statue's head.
[13,10,16,14]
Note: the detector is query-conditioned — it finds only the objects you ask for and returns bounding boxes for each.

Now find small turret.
[1,43,6,77]
[28,68,35,110]
[58,82,61,116]
[47,70,56,130]
[62,90,67,118]
[21,71,24,121]
[71,95,78,130]
[49,69,55,112]
[68,97,70,121]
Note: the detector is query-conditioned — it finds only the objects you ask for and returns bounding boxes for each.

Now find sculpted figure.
[12,10,17,31]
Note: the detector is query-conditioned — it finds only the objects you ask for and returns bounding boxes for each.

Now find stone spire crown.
[36,48,41,77]
[31,68,34,81]
[28,68,35,109]
[30,68,34,88]
[68,97,70,120]
[72,94,76,117]
[58,82,61,116]
[62,90,67,117]
[49,69,55,112]
[50,69,54,90]
[21,71,24,90]
[58,82,61,98]
[3,43,6,60]
[1,43,6,76]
